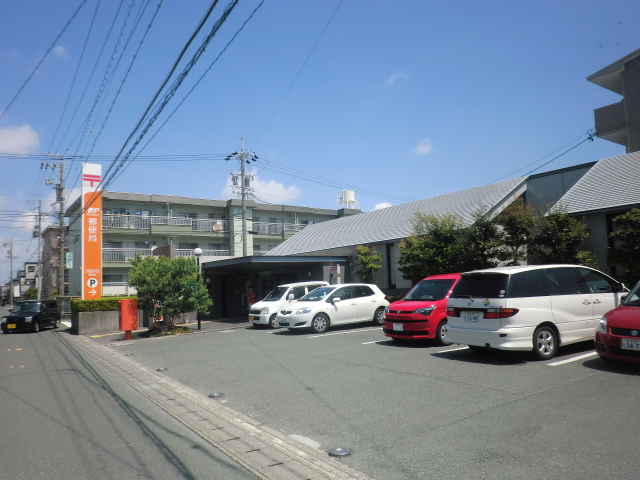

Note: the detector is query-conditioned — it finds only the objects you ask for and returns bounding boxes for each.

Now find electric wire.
[491,129,594,183]
[84,0,160,160]
[55,0,126,155]
[100,0,240,192]
[47,0,103,154]
[0,0,90,122]
[68,0,239,229]
[124,0,266,172]
[252,0,343,148]
[70,0,138,158]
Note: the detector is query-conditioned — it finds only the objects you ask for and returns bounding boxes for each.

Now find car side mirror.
[332,297,341,303]
[287,294,294,301]
[621,294,628,302]
[616,282,627,292]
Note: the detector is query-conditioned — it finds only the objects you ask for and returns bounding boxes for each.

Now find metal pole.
[58,161,65,297]
[239,137,247,257]
[37,199,42,300]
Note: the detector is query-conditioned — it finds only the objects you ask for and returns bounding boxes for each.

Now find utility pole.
[43,156,66,296]
[225,138,258,257]
[3,241,15,307]
[36,199,43,300]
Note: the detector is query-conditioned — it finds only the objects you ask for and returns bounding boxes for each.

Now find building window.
[103,274,124,283]
[208,243,226,250]
[28,265,36,272]
[178,243,198,250]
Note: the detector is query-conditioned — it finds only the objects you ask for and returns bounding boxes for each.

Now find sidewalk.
[85,317,253,347]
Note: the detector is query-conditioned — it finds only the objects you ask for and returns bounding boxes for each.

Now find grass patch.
[138,326,194,338]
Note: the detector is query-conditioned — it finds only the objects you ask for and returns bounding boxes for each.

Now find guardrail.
[175,249,230,257]
[103,248,152,262]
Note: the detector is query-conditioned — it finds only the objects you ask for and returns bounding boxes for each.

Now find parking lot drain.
[156,367,168,371]
[209,392,224,398]
[328,447,352,457]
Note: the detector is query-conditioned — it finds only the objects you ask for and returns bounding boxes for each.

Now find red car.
[595,281,640,363]
[383,273,461,345]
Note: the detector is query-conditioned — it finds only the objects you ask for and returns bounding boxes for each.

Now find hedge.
[70,296,138,312]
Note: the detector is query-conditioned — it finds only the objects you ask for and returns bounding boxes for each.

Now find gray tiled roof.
[267,177,527,256]
[553,152,640,214]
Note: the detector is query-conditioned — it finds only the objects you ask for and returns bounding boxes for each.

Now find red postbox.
[119,299,139,340]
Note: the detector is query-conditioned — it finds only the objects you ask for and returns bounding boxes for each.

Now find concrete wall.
[71,310,120,335]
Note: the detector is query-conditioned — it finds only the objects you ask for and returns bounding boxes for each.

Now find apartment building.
[65,191,360,297]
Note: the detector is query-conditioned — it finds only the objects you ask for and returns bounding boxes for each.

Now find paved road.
[0,326,257,480]
[114,322,640,480]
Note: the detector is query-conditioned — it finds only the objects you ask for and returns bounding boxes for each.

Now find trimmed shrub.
[70,296,137,312]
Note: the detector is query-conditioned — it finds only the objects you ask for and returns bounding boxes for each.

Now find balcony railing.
[251,222,309,235]
[176,249,230,257]
[253,250,274,256]
[103,248,152,262]
[103,214,229,232]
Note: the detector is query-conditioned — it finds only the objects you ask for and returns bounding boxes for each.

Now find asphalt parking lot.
[111,322,640,480]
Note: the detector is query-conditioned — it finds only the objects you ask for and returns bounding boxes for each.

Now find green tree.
[397,213,500,284]
[608,208,640,286]
[494,199,537,265]
[23,286,38,300]
[528,209,597,268]
[128,255,212,331]
[353,245,382,283]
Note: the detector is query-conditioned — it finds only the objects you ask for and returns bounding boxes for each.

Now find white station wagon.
[277,283,390,333]
[446,264,626,359]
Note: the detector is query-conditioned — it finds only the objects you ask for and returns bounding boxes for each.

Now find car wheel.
[310,314,329,334]
[435,320,452,346]
[372,308,385,326]
[53,318,60,329]
[532,326,557,360]
[268,314,279,329]
[32,320,40,333]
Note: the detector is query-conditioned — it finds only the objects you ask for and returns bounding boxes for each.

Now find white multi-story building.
[65,191,360,298]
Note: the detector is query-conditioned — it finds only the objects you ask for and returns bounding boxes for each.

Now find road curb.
[62,331,372,480]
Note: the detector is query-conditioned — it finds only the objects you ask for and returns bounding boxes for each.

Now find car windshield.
[622,283,640,306]
[262,286,288,301]
[450,273,508,298]
[300,286,335,302]
[12,302,40,313]
[404,279,455,301]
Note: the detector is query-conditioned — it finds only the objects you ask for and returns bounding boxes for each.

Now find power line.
[0,0,90,122]
[253,0,343,148]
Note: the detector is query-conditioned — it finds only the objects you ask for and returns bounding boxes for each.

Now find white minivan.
[446,264,626,359]
[249,281,329,328]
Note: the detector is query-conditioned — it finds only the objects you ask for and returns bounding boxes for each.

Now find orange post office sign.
[81,164,102,300]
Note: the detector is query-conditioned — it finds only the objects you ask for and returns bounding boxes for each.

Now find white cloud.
[0,124,40,154]
[52,45,68,60]
[221,171,302,204]
[374,202,393,210]
[384,71,410,87]
[410,138,433,155]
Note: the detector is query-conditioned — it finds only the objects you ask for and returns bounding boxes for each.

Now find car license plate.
[7,324,16,329]
[393,323,403,331]
[250,316,258,321]
[621,338,640,351]
[463,311,479,322]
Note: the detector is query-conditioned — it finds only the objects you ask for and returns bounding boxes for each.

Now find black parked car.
[1,300,61,334]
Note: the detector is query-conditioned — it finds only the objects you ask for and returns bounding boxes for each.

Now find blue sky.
[0,0,637,283]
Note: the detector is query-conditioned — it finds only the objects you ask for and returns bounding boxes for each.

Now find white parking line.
[362,340,388,345]
[439,346,470,353]
[308,327,382,339]
[547,351,598,366]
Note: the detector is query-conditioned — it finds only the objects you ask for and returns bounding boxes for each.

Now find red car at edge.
[596,281,640,363]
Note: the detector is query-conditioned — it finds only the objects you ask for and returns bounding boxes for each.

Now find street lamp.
[193,247,203,330]
[193,247,203,267]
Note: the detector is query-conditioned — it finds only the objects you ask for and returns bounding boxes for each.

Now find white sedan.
[276,283,389,333]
